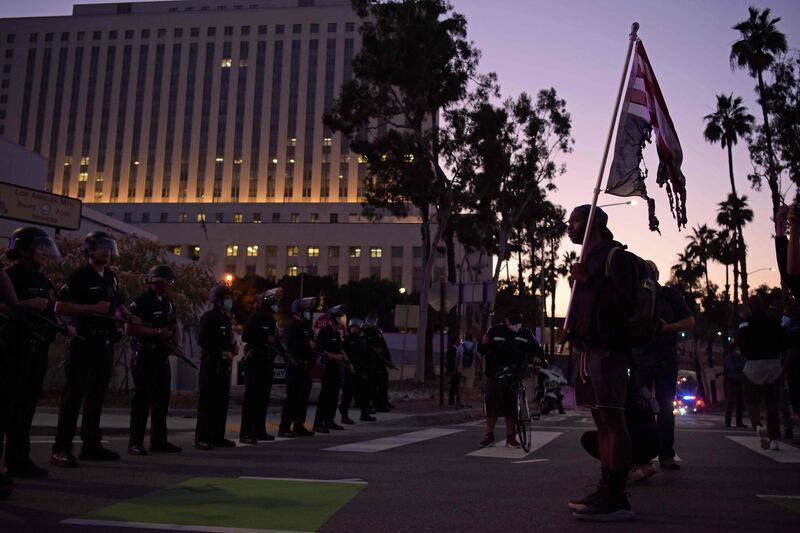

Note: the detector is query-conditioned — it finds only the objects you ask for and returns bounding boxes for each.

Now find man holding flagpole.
[564,206,637,522]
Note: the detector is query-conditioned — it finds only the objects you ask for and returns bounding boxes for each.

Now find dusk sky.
[1,0,799,314]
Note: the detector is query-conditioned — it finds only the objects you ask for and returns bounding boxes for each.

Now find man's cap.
[572,204,614,240]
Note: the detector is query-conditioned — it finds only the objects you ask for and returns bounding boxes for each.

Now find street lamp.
[598,199,638,208]
[224,273,235,286]
[399,287,407,294]
[747,267,776,275]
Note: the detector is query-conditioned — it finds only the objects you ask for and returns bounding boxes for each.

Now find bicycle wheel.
[517,388,532,452]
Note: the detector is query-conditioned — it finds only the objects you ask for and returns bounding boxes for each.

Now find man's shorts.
[460,366,475,383]
[484,376,517,418]
[574,348,630,410]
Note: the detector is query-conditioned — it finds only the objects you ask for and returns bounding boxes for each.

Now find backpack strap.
[604,247,622,278]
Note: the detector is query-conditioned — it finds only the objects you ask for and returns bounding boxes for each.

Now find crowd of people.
[2,202,799,524]
[0,227,396,500]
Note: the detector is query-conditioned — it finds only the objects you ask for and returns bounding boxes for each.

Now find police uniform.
[279,316,315,434]
[479,323,542,418]
[240,308,279,441]
[195,307,235,446]
[313,323,345,430]
[0,270,22,492]
[4,261,58,472]
[364,325,392,411]
[128,288,178,450]
[53,264,123,456]
[341,330,372,420]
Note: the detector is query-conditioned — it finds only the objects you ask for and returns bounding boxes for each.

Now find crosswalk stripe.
[513,459,550,464]
[323,428,464,453]
[466,431,561,459]
[61,518,305,533]
[726,436,800,463]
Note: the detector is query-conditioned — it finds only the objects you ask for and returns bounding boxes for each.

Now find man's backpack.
[605,247,661,346]
[461,342,475,368]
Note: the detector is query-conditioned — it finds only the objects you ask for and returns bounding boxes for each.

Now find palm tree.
[731,6,788,215]
[686,224,717,296]
[703,94,755,197]
[671,251,703,294]
[717,194,754,315]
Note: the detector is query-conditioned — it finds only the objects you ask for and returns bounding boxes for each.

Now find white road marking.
[239,476,368,485]
[513,459,550,464]
[726,436,800,463]
[467,431,561,459]
[61,519,308,533]
[757,494,800,499]
[323,428,464,453]
[30,439,110,444]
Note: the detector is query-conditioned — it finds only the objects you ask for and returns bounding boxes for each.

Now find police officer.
[0,268,20,498]
[195,285,238,450]
[51,231,135,468]
[341,318,376,423]
[125,265,183,456]
[4,227,74,477]
[478,312,542,448]
[239,288,283,444]
[364,313,393,412]
[278,297,317,438]
[313,305,349,433]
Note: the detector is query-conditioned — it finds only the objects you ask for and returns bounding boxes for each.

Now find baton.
[25,309,86,342]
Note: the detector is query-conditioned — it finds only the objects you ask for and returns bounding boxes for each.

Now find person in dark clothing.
[0,269,19,499]
[239,288,283,444]
[313,305,349,433]
[3,228,75,478]
[738,294,785,450]
[278,297,318,438]
[635,261,694,471]
[51,231,137,468]
[775,206,800,440]
[341,318,376,423]
[478,312,542,449]
[125,265,183,456]
[194,285,238,450]
[562,204,638,522]
[723,343,746,428]
[364,313,393,411]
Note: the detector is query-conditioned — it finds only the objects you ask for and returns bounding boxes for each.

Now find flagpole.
[561,22,639,338]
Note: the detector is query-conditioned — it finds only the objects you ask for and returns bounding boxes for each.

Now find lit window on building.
[288,137,297,146]
[308,246,320,258]
[226,245,239,257]
[290,213,300,223]
[288,266,299,277]
[370,247,382,259]
[215,156,224,162]
[234,213,243,223]
[246,245,258,257]
[197,213,206,222]
[310,213,319,223]
[191,246,201,260]
[323,137,332,147]
[64,156,72,166]
[253,212,262,223]
[287,245,299,257]
[349,246,361,259]
[221,58,232,68]
[78,172,88,182]
[178,213,188,223]
[170,245,182,256]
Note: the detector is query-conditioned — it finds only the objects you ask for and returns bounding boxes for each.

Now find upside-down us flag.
[606,40,688,232]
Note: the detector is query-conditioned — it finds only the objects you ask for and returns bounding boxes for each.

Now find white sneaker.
[769,440,780,451]
[756,425,769,450]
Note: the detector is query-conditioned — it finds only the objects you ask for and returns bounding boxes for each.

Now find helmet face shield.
[32,236,61,259]
[94,237,119,257]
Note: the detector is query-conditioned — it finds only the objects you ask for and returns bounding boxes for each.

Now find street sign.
[0,181,82,230]
[429,281,459,312]
[394,304,419,330]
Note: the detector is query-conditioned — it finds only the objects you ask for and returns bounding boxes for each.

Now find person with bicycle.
[478,312,543,448]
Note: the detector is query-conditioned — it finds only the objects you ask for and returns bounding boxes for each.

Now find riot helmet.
[208,284,233,305]
[291,297,317,315]
[7,226,60,261]
[81,231,119,259]
[147,264,177,286]
[365,313,379,328]
[327,305,346,318]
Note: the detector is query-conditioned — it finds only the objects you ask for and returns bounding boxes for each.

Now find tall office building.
[0,0,488,289]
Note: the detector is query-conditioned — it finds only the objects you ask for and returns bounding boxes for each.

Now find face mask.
[270,304,279,313]
[223,298,234,311]
[508,323,522,333]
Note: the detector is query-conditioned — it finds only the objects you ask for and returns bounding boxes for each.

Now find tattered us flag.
[605,40,688,232]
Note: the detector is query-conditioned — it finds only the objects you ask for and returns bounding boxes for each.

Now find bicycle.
[495,364,535,452]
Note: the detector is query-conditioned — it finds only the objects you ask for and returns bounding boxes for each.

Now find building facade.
[0,0,490,287]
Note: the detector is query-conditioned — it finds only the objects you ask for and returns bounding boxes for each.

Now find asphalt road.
[2,412,799,532]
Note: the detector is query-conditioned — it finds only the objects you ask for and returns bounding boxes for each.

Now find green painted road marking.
[76,477,366,532]
[758,495,800,514]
